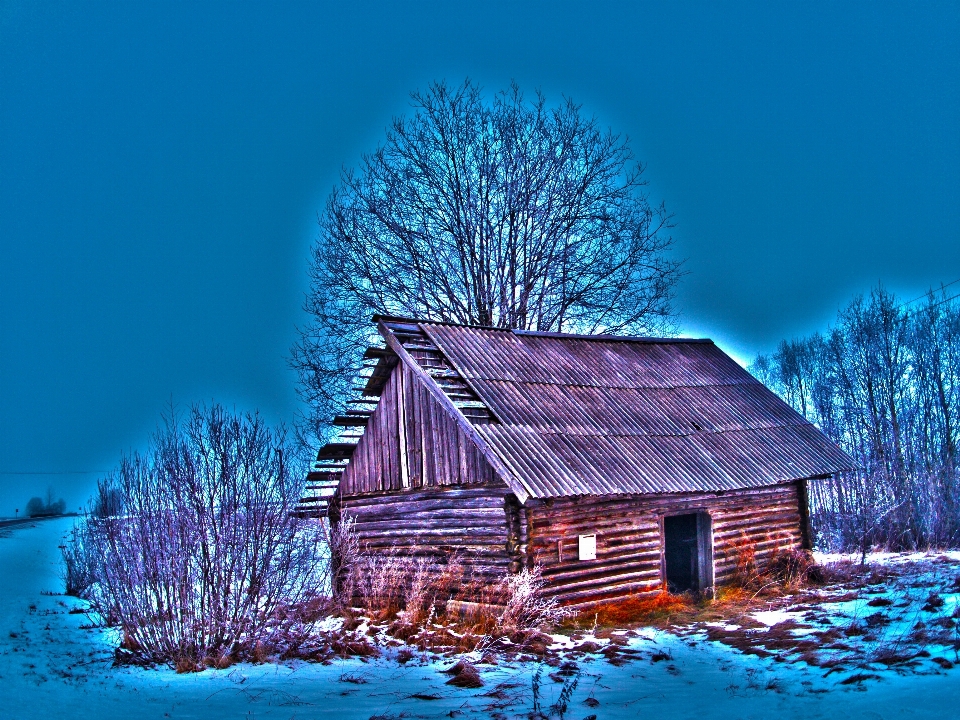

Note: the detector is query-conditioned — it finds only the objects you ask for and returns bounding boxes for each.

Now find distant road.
[0,514,78,530]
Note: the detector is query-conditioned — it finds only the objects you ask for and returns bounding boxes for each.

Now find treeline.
[752,286,960,552]
[25,489,67,517]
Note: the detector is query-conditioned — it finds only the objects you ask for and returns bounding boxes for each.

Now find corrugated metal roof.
[417,322,854,498]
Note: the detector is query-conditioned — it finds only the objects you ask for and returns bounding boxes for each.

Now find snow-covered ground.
[3,518,959,719]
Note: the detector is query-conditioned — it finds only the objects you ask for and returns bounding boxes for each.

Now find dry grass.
[592,591,691,625]
[332,535,571,656]
[315,527,897,665]
[730,533,822,591]
[560,545,833,635]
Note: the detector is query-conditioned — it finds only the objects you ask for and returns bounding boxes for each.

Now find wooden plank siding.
[340,485,516,583]
[340,362,498,496]
[523,482,806,608]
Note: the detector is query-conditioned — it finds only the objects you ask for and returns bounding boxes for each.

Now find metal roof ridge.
[510,329,713,344]
[372,314,713,343]
[371,314,502,331]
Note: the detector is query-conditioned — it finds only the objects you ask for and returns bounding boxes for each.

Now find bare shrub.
[327,517,360,607]
[496,566,570,634]
[62,519,98,601]
[763,548,822,586]
[732,534,759,587]
[62,403,328,669]
[65,479,127,600]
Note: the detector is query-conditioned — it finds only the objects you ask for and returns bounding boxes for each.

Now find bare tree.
[64,404,328,669]
[753,286,960,551]
[25,487,66,517]
[291,79,683,444]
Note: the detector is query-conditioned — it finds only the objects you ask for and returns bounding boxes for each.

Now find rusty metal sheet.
[427,324,753,388]
[418,322,855,498]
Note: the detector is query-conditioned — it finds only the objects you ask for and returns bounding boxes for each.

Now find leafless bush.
[65,479,128,600]
[62,403,328,669]
[763,548,822,586]
[327,517,360,607]
[63,520,98,601]
[496,566,571,634]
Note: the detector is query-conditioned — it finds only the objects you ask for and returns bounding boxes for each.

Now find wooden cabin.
[302,317,853,607]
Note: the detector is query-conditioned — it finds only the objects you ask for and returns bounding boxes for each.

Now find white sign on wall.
[578,534,596,561]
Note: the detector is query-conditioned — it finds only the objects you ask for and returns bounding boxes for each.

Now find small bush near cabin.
[63,403,328,669]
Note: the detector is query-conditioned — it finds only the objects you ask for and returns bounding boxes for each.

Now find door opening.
[663,512,713,593]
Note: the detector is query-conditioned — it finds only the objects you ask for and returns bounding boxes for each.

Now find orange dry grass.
[713,584,751,604]
[593,591,690,625]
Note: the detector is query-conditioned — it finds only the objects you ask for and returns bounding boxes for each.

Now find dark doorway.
[663,512,713,593]
[664,514,698,592]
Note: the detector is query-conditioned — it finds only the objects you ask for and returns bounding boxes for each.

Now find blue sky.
[1,1,958,512]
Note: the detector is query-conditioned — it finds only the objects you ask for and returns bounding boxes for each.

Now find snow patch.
[3,519,960,719]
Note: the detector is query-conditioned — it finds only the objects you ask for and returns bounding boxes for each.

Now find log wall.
[340,485,515,583]
[340,362,497,496]
[524,482,805,607]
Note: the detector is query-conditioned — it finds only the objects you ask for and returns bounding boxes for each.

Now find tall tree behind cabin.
[292,80,683,447]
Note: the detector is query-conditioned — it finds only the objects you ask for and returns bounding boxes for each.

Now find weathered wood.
[340,359,500,495]
[446,600,506,621]
[341,484,515,586]
[524,483,804,607]
[377,319,530,502]
[398,364,410,488]
[323,317,849,608]
[341,476,806,607]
